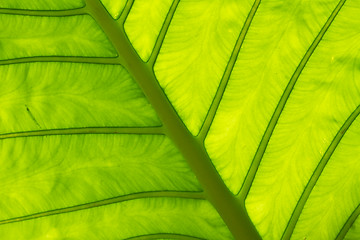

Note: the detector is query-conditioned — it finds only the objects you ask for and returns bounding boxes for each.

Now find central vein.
[84,0,261,239]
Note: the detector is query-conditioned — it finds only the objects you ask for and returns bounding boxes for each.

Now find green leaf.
[0,0,359,239]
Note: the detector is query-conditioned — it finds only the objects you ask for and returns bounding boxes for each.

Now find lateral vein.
[0,127,164,140]
[0,7,86,16]
[0,191,205,225]
[118,0,134,23]
[281,104,360,240]
[125,233,205,240]
[148,0,180,65]
[0,56,120,65]
[238,0,347,200]
[197,0,261,141]
[335,203,360,240]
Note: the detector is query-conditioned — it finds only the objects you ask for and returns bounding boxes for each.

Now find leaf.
[0,0,359,239]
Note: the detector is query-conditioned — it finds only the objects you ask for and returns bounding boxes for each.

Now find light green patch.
[0,63,160,133]
[154,0,253,135]
[99,0,126,19]
[0,14,116,60]
[124,0,173,61]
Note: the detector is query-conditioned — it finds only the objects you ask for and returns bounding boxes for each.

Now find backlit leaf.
[0,0,359,239]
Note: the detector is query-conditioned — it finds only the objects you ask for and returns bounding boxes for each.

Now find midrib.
[84,0,261,239]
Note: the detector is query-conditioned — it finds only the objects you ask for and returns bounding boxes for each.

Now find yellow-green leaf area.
[99,0,126,19]
[0,0,85,10]
[154,0,253,135]
[246,1,360,239]
[0,62,160,133]
[0,0,358,239]
[291,116,360,240]
[205,0,339,195]
[0,134,201,221]
[124,0,173,61]
[0,14,116,60]
[0,198,232,239]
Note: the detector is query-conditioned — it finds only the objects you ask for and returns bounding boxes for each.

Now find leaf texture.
[154,0,253,135]
[244,1,360,239]
[291,116,360,239]
[0,135,201,221]
[124,0,173,61]
[0,0,359,239]
[0,63,160,133]
[205,0,340,195]
[0,14,117,60]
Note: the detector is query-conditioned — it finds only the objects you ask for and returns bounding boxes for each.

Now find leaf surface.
[0,0,359,239]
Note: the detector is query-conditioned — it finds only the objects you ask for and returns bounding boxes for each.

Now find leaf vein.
[0,191,205,226]
[0,127,164,140]
[335,203,360,240]
[238,0,347,200]
[281,104,360,240]
[0,56,120,65]
[148,0,180,66]
[117,0,134,23]
[197,0,261,141]
[125,233,206,240]
[0,7,86,16]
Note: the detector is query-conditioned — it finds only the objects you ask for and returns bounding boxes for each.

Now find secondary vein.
[118,0,134,23]
[148,0,180,66]
[0,7,86,16]
[335,203,360,240]
[0,191,205,226]
[197,0,261,142]
[281,104,360,240]
[125,233,205,240]
[238,0,347,200]
[0,127,164,140]
[0,56,120,65]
